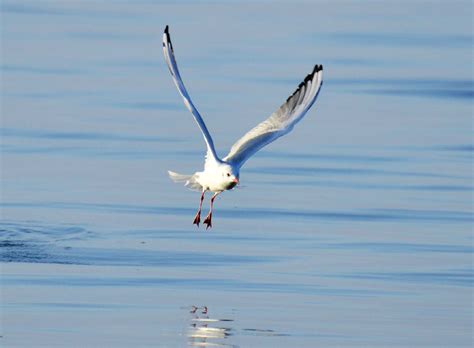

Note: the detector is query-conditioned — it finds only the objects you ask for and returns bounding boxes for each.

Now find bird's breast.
[195,172,226,192]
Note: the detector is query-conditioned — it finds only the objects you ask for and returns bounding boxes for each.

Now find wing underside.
[223,64,323,168]
[162,26,219,164]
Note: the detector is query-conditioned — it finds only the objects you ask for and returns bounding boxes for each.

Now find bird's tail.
[168,170,191,183]
[168,171,202,191]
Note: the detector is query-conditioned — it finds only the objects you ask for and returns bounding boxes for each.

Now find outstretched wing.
[223,65,323,168]
[162,25,220,164]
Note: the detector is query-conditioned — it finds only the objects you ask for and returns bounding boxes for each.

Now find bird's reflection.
[188,306,236,347]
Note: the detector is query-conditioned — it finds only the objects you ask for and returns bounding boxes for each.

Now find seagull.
[163,26,323,229]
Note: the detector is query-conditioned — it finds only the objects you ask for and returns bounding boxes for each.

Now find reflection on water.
[188,306,235,348]
[186,306,289,347]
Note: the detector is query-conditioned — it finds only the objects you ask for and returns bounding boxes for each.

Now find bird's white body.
[196,162,239,192]
[162,26,323,228]
[169,161,239,193]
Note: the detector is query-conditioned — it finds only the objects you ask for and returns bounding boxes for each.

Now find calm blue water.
[1,1,473,347]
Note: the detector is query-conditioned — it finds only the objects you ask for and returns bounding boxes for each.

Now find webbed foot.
[203,212,212,229]
[193,211,201,226]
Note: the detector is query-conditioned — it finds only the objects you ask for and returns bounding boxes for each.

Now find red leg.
[193,191,205,227]
[203,192,219,229]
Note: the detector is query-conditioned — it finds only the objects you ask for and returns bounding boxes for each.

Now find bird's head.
[219,163,239,190]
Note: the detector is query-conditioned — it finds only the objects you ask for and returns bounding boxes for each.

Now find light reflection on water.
[188,306,236,347]
[187,305,294,347]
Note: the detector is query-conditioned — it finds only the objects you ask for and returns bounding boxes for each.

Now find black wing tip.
[303,64,321,84]
[164,25,171,42]
[164,25,173,49]
[285,64,323,103]
[306,65,322,79]
[313,64,323,73]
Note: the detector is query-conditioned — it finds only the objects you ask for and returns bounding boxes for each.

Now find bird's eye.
[226,173,230,177]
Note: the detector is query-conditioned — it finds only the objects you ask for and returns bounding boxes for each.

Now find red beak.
[232,178,239,184]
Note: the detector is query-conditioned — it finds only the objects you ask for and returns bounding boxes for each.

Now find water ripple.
[255,179,473,192]
[2,202,472,223]
[360,88,473,101]
[313,242,473,254]
[246,166,465,179]
[1,243,273,267]
[330,270,473,287]
[1,2,143,19]
[323,32,472,48]
[1,127,177,143]
[257,76,473,101]
[2,275,394,296]
[243,151,404,163]
[0,221,275,267]
[1,64,84,75]
[107,101,182,110]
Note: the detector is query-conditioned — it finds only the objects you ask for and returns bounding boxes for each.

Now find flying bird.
[163,25,323,228]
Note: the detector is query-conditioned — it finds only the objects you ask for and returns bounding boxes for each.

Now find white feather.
[223,65,323,168]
